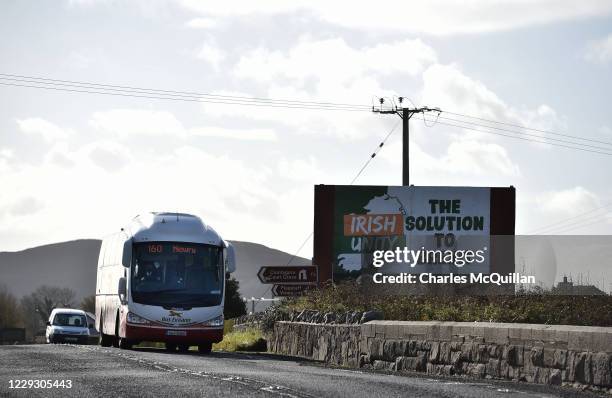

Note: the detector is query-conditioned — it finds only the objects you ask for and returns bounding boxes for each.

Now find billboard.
[313,185,515,286]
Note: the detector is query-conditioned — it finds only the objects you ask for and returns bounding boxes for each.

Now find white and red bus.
[95,212,236,353]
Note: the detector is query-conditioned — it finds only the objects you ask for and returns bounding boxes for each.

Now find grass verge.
[213,328,267,352]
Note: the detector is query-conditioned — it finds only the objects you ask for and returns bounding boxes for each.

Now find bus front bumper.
[125,324,224,344]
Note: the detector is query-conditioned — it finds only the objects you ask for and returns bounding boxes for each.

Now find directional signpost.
[257,266,317,285]
[271,284,315,297]
[257,266,318,297]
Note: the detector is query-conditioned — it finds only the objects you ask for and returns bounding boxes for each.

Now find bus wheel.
[178,344,190,353]
[198,343,212,354]
[165,343,177,352]
[98,316,113,347]
[118,337,132,350]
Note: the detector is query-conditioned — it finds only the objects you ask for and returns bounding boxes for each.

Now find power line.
[0,81,368,112]
[4,72,612,151]
[0,74,370,111]
[441,109,612,147]
[433,114,612,152]
[4,73,612,156]
[539,215,611,235]
[527,201,612,234]
[417,116,612,156]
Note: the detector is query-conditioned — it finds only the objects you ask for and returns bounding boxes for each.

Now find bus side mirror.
[122,239,132,267]
[225,243,236,273]
[118,277,127,302]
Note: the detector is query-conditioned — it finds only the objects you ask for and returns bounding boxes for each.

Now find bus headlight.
[127,312,151,325]
[201,315,224,327]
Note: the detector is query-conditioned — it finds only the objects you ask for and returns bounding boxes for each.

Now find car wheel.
[198,343,212,354]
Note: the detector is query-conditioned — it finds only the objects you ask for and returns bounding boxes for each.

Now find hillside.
[0,240,310,306]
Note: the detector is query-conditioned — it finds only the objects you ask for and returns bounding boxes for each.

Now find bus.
[95,212,236,353]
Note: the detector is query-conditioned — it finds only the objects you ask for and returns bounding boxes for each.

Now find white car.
[46,308,90,344]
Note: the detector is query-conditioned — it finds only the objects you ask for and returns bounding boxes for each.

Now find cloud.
[537,187,600,217]
[90,109,277,141]
[185,17,217,29]
[380,139,520,177]
[189,127,277,141]
[7,197,45,217]
[585,33,612,65]
[277,156,322,181]
[178,0,612,35]
[17,118,73,142]
[202,37,436,140]
[195,41,226,69]
[44,143,75,168]
[234,37,436,84]
[420,63,565,143]
[90,109,184,137]
[86,141,132,172]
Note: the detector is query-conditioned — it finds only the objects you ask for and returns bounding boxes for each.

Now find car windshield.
[131,242,224,307]
[53,313,87,327]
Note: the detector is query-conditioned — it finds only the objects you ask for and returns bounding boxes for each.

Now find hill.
[0,240,310,308]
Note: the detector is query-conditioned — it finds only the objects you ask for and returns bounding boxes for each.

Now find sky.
[1,0,612,256]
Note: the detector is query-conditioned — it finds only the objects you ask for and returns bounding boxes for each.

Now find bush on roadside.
[278,281,612,326]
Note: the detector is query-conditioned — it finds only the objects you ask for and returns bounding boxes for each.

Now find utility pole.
[373,97,440,186]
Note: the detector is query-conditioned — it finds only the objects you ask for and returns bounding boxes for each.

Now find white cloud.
[179,0,612,35]
[44,143,75,168]
[234,37,436,84]
[537,187,600,217]
[7,197,45,217]
[380,139,520,177]
[90,109,185,137]
[86,141,132,172]
[90,109,277,141]
[185,17,217,29]
[277,156,321,181]
[17,118,73,142]
[200,37,435,140]
[585,33,612,65]
[189,127,277,141]
[196,42,226,69]
[420,63,565,144]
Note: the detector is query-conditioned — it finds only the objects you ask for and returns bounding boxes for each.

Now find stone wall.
[270,322,361,367]
[269,320,612,392]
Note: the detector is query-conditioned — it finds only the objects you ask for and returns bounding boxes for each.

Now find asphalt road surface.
[0,344,603,398]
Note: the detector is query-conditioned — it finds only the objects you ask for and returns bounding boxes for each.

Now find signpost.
[257,266,318,297]
[257,266,317,285]
[271,284,315,297]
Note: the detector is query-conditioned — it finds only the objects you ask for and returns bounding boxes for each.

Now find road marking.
[74,345,316,398]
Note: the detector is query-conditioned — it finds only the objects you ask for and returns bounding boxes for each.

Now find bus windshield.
[131,242,224,307]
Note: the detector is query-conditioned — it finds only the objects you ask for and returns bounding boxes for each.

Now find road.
[0,344,602,398]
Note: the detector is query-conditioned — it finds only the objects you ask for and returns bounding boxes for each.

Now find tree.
[0,285,22,328]
[20,285,77,339]
[224,277,247,319]
[80,295,95,314]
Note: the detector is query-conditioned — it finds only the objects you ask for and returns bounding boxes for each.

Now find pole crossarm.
[372,98,441,186]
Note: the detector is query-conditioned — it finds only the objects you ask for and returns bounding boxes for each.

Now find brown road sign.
[272,284,315,297]
[257,266,317,284]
